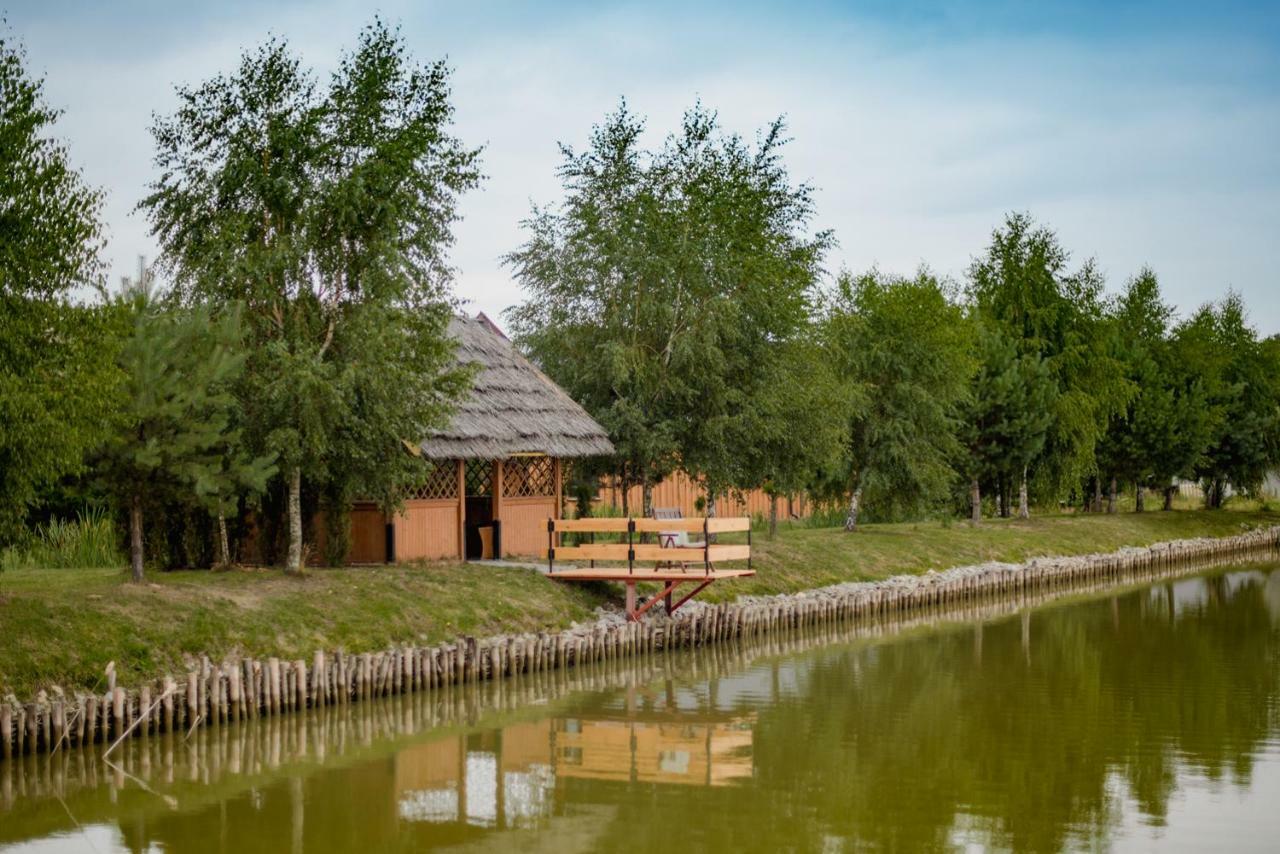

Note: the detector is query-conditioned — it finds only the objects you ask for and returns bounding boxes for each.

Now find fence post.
[627,518,635,575]
[704,517,711,575]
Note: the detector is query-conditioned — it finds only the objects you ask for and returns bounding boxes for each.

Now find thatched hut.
[347,313,614,562]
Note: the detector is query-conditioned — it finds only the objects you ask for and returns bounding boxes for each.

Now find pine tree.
[959,318,1055,522]
[96,299,272,581]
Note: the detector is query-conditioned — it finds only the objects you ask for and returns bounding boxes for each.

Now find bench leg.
[632,581,681,621]
[669,580,714,614]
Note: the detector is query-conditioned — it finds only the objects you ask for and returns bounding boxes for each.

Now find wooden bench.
[545,516,753,621]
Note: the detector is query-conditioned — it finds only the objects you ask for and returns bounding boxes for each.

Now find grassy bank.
[1,506,1276,697]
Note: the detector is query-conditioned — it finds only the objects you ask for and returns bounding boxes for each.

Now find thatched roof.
[419,314,615,460]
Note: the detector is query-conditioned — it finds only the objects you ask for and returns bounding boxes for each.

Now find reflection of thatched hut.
[347,314,614,562]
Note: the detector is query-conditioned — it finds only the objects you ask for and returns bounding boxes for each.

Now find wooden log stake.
[1,702,10,760]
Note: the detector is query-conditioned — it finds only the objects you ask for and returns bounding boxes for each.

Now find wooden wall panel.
[349,503,388,564]
[500,496,557,557]
[395,499,461,561]
[594,470,810,520]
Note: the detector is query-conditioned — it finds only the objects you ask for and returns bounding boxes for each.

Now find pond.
[2,563,1278,852]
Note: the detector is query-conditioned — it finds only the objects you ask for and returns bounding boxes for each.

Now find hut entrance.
[464,459,496,559]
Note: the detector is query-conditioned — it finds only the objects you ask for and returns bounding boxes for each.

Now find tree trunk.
[1210,478,1226,509]
[970,478,981,525]
[1107,477,1117,514]
[640,479,654,542]
[285,466,303,574]
[1000,478,1011,518]
[1135,484,1145,513]
[1017,468,1029,519]
[217,513,231,567]
[1163,485,1175,511]
[1092,477,1103,513]
[768,493,778,540]
[844,487,862,532]
[129,493,145,583]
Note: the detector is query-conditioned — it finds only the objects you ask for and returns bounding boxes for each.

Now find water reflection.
[1,563,1278,853]
[395,704,754,831]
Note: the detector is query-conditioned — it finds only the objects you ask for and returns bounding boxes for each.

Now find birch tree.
[141,21,478,571]
[508,103,831,513]
[822,270,974,530]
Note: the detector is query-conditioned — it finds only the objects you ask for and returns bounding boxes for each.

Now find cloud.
[8,0,1278,332]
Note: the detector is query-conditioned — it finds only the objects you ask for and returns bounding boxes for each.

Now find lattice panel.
[466,459,493,496]
[406,460,458,501]
[505,455,555,498]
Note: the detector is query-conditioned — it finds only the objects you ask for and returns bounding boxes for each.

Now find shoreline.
[3,524,1278,760]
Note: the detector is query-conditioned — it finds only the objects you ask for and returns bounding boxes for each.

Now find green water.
[2,564,1279,852]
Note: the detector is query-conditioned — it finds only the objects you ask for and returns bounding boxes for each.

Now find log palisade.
[1,526,1276,760]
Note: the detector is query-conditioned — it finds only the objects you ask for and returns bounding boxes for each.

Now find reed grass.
[0,508,122,572]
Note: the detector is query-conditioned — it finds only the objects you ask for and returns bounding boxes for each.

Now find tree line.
[3,22,1278,581]
[508,105,1280,532]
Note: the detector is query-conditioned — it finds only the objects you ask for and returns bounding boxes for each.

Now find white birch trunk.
[1018,468,1029,519]
[970,478,982,525]
[844,487,862,532]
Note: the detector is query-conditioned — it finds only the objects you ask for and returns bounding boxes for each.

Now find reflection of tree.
[731,569,1279,852]
[589,570,1278,853]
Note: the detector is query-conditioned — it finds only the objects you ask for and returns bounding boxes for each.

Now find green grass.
[1,502,1276,698]
[0,563,611,698]
[719,503,1278,601]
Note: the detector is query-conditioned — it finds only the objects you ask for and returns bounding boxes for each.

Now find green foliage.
[0,507,121,571]
[507,101,833,502]
[749,334,851,502]
[139,20,480,566]
[1177,293,1280,505]
[821,269,975,527]
[959,316,1055,508]
[0,27,121,544]
[1096,268,1218,504]
[94,296,273,577]
[968,213,1132,501]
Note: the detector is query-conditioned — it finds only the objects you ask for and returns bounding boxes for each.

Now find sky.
[6,0,1280,332]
